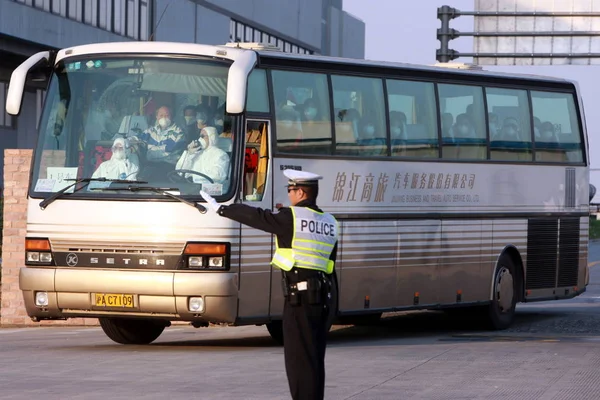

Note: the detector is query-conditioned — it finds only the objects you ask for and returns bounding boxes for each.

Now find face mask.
[304,108,317,120]
[112,148,126,160]
[158,117,171,129]
[542,130,553,140]
[505,129,517,139]
[199,137,208,149]
[391,126,402,137]
[184,116,195,125]
[458,125,469,135]
[104,109,112,119]
[215,119,224,127]
[534,127,540,138]
[363,125,375,136]
[489,123,498,133]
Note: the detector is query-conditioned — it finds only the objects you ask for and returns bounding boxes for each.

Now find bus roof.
[255,50,575,86]
[53,40,575,87]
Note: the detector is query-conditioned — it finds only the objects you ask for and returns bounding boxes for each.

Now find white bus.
[7,41,589,344]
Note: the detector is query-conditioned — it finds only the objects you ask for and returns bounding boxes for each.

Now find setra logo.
[66,253,79,267]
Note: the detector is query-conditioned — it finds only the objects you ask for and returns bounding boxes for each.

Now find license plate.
[94,293,135,308]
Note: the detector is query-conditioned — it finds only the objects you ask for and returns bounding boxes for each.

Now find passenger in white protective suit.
[175,126,230,184]
[92,137,139,180]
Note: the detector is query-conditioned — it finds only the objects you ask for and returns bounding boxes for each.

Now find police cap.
[283,169,323,188]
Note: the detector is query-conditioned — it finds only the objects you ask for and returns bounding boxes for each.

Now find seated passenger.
[182,105,199,145]
[390,111,408,142]
[488,112,500,139]
[92,137,139,180]
[441,112,454,138]
[357,118,386,156]
[301,98,320,122]
[452,113,476,139]
[132,105,185,165]
[175,127,230,184]
[276,107,303,150]
[498,120,520,142]
[540,121,558,142]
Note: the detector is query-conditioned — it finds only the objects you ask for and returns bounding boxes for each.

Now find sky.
[343,0,600,193]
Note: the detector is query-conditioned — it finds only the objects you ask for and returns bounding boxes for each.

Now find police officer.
[200,169,338,400]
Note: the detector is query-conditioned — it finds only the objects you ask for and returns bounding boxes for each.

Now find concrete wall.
[0,0,132,49]
[328,6,365,59]
[204,0,323,50]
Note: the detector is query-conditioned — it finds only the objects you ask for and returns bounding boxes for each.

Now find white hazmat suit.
[92,137,139,180]
[175,126,230,185]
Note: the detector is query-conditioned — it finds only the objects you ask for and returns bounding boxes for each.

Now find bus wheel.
[266,321,284,345]
[486,254,518,330]
[99,317,166,344]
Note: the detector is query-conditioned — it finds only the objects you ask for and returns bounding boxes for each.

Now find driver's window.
[244,121,269,201]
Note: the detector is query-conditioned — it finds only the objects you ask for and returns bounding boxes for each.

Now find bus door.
[236,119,274,320]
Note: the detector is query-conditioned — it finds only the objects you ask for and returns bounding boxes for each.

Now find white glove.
[199,190,220,212]
[187,140,201,154]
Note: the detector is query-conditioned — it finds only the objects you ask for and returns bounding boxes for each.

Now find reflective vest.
[271,206,338,274]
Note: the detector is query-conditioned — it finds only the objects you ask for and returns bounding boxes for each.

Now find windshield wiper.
[39,177,147,210]
[92,185,207,214]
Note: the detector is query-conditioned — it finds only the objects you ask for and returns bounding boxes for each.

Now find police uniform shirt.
[217,200,338,265]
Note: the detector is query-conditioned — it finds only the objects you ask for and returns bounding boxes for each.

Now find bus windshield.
[31,56,235,200]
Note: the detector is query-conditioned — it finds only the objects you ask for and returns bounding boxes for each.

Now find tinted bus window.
[487,87,533,162]
[387,79,438,158]
[531,91,584,163]
[332,75,387,157]
[272,70,332,154]
[246,69,269,113]
[438,84,486,160]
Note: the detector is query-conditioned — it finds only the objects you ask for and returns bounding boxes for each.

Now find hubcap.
[495,266,514,313]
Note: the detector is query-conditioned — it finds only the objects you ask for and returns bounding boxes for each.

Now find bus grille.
[557,218,580,287]
[564,168,576,208]
[526,218,558,290]
[50,239,184,255]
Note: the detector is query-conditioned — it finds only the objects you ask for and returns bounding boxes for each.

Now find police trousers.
[282,268,331,400]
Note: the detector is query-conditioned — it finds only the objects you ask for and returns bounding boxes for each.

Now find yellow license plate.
[94,293,135,308]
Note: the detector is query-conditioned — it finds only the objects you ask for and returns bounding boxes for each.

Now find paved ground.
[2,244,600,399]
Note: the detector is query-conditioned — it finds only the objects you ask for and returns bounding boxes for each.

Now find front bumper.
[20,267,238,322]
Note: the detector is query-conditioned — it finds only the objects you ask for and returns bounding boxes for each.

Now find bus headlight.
[35,291,49,307]
[183,242,229,271]
[208,257,224,268]
[26,252,53,264]
[188,297,204,312]
[25,238,53,266]
[188,257,203,268]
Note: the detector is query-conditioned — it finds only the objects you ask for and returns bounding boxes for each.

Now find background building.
[0,0,365,181]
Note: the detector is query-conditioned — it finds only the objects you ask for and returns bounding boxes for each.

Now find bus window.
[271,70,332,155]
[438,84,486,160]
[387,79,438,158]
[486,87,532,162]
[332,75,387,157]
[531,91,584,163]
[246,69,269,113]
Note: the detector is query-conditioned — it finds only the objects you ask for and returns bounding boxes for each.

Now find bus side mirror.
[590,184,596,203]
[6,51,51,116]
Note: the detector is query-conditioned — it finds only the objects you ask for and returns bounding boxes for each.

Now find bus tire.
[266,320,284,345]
[347,313,382,326]
[486,254,518,330]
[99,317,166,345]
[265,272,339,346]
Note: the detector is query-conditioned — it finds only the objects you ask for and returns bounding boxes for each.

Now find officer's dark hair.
[300,185,318,201]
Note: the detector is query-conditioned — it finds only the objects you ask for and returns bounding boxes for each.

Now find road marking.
[588,261,600,268]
